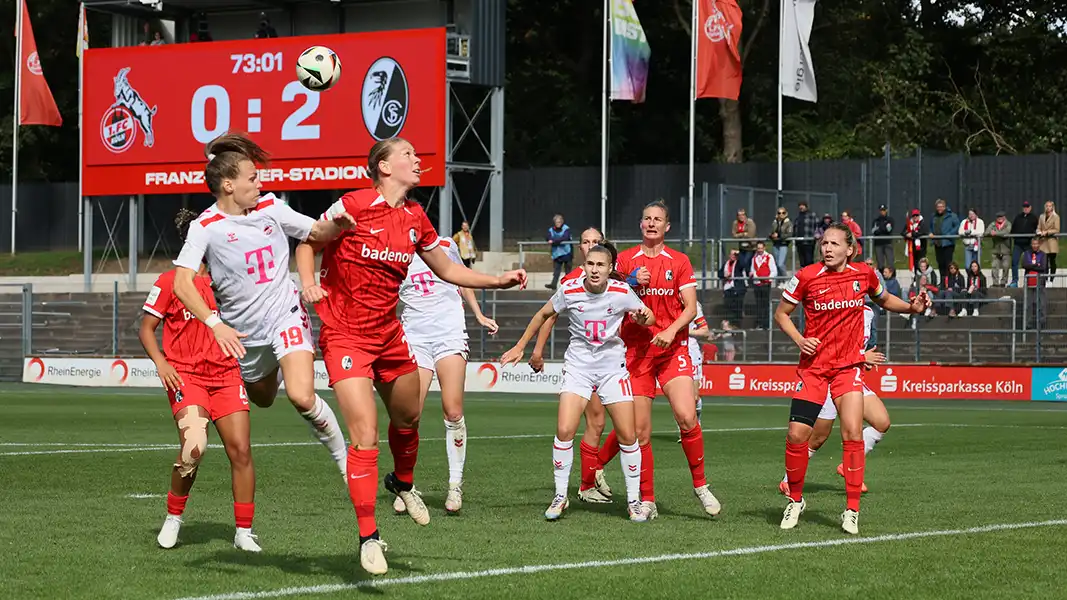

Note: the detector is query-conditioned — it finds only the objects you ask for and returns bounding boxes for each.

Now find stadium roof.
[83,0,359,19]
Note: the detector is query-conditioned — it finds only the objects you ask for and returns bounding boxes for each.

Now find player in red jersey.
[139,209,259,552]
[528,226,615,503]
[774,224,929,535]
[295,137,526,576]
[597,201,721,521]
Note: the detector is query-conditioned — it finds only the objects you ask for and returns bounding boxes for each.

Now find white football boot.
[544,494,569,520]
[444,484,463,514]
[694,484,722,516]
[360,538,389,575]
[156,515,182,549]
[780,498,806,530]
[233,528,262,552]
[841,509,860,535]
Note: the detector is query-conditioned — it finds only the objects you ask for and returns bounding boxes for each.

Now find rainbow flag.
[609,0,651,103]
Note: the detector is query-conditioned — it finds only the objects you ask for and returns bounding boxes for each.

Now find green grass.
[0,251,88,276]
[2,386,1067,599]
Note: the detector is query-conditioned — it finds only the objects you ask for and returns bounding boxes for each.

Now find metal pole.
[21,283,33,357]
[884,142,891,216]
[11,0,24,255]
[78,2,85,253]
[489,87,504,252]
[687,0,696,242]
[439,81,452,239]
[1036,283,1043,362]
[129,195,138,290]
[83,197,93,292]
[1010,298,1017,362]
[600,0,610,236]
[916,146,923,211]
[112,280,119,355]
[776,0,784,193]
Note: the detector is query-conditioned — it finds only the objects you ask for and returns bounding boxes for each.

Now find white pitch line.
[127,493,165,499]
[171,518,1067,600]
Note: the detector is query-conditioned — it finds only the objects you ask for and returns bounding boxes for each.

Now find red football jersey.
[616,245,697,355]
[142,270,241,384]
[316,189,439,336]
[560,266,584,284]
[782,262,884,370]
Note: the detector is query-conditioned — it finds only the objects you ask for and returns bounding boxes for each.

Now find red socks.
[578,441,599,491]
[347,446,379,537]
[234,502,254,529]
[166,491,188,516]
[784,441,810,503]
[387,423,419,485]
[639,442,655,502]
[679,426,707,488]
[842,439,865,511]
[598,430,620,468]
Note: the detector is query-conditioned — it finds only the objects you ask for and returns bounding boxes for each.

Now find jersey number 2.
[280,326,304,349]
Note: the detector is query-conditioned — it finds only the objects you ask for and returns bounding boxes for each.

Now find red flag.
[17,0,63,126]
[695,0,743,100]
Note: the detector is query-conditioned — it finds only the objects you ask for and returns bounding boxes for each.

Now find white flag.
[780,0,817,102]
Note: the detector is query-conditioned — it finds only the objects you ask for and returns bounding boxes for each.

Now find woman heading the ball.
[501,243,655,522]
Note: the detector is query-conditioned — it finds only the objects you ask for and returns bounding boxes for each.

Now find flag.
[780,0,817,102]
[695,0,743,100]
[77,3,89,58]
[609,0,651,103]
[17,0,63,126]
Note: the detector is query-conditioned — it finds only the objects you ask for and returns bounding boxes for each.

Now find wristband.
[204,315,222,328]
[626,268,641,287]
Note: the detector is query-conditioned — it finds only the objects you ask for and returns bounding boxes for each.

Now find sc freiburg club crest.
[361,57,409,141]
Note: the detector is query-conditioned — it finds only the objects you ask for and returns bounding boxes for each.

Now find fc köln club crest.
[100,67,157,154]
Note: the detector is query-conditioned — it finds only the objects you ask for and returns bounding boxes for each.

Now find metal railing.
[0,283,33,357]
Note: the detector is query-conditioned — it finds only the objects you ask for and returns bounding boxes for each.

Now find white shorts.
[238,307,315,383]
[560,368,633,405]
[818,383,876,421]
[410,338,469,371]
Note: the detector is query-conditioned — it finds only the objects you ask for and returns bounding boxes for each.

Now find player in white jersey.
[779,304,891,495]
[687,304,710,426]
[173,133,351,477]
[394,235,498,515]
[501,244,656,523]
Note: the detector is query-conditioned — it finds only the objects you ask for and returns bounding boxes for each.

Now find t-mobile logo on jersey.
[584,320,607,344]
[410,271,436,296]
[245,246,276,285]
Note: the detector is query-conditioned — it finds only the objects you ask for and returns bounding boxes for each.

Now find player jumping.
[172,133,352,480]
[295,137,526,576]
[140,209,259,552]
[775,224,928,534]
[501,243,655,522]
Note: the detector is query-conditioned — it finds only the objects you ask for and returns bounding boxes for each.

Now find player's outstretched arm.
[873,289,929,315]
[420,246,527,290]
[138,314,183,392]
[295,241,328,304]
[173,267,248,359]
[528,313,559,372]
[500,301,557,366]
[460,287,499,335]
[775,298,820,356]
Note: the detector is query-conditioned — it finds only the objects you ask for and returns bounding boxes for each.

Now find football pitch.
[3,384,1067,600]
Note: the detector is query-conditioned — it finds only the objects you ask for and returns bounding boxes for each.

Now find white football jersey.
[400,236,468,342]
[550,277,646,372]
[688,303,706,368]
[860,304,874,356]
[173,193,314,347]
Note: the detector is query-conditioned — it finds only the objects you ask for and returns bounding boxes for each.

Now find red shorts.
[793,366,864,406]
[626,344,694,399]
[320,321,418,386]
[167,378,249,421]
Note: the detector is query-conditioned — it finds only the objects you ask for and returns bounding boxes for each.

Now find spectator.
[958,208,984,269]
[930,199,961,283]
[909,274,938,319]
[882,266,903,304]
[915,257,939,289]
[985,211,1012,286]
[1010,201,1038,286]
[452,221,477,268]
[1037,201,1060,280]
[719,249,746,325]
[902,208,929,269]
[255,12,278,38]
[793,201,818,268]
[769,207,792,282]
[962,260,987,317]
[1021,237,1048,329]
[545,214,572,290]
[748,241,777,329]
[150,31,166,45]
[938,262,965,318]
[712,320,737,362]
[733,208,756,273]
[814,214,833,258]
[841,210,864,261]
[871,204,895,271]
[864,256,885,312]
[191,13,213,42]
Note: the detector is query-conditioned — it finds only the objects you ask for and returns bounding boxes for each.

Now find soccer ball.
[295,46,341,91]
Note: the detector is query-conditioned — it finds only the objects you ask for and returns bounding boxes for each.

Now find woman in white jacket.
[959,208,985,269]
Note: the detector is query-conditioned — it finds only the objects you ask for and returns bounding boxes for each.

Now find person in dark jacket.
[882,266,903,303]
[1021,236,1048,328]
[902,208,929,269]
[930,199,961,284]
[545,214,573,289]
[871,205,895,271]
[793,201,819,268]
[962,260,987,316]
[1010,201,1039,286]
[938,261,965,317]
[814,214,833,259]
[719,249,747,325]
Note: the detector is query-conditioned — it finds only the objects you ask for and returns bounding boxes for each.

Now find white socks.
[696,398,703,426]
[552,437,574,497]
[444,417,467,486]
[808,446,818,459]
[862,426,884,455]
[618,441,642,503]
[300,394,347,475]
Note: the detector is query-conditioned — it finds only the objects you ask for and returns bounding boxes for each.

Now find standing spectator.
[1010,201,1039,286]
[719,249,746,325]
[452,221,477,268]
[769,207,792,282]
[985,211,1012,286]
[1021,237,1048,328]
[871,205,895,271]
[748,241,777,329]
[962,260,987,316]
[938,262,965,318]
[255,13,279,38]
[902,208,929,270]
[840,210,863,261]
[733,208,756,273]
[545,214,572,290]
[930,199,961,283]
[814,214,833,259]
[1037,201,1060,280]
[958,208,985,269]
[793,201,818,268]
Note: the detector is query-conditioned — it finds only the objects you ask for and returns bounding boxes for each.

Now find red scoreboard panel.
[82,28,446,196]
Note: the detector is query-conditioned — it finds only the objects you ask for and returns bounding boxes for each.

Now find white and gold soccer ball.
[295,46,342,91]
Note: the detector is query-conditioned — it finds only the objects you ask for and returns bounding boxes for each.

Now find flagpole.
[78,3,85,253]
[11,0,24,256]
[600,0,610,236]
[687,0,697,243]
[776,0,784,195]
